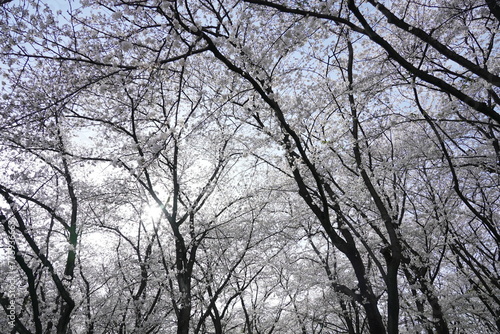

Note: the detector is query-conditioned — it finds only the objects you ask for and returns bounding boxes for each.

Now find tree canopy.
[0,0,499,333]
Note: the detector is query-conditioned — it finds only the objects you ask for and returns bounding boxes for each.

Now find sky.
[49,0,72,10]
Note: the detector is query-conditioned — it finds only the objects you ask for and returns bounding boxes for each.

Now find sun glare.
[144,203,164,221]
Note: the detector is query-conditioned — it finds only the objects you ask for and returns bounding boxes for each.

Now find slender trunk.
[175,237,192,334]
[386,257,401,334]
[176,272,191,334]
[347,250,387,334]
[210,307,223,334]
[177,305,191,334]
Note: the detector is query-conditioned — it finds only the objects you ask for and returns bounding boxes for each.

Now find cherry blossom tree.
[1,0,498,333]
